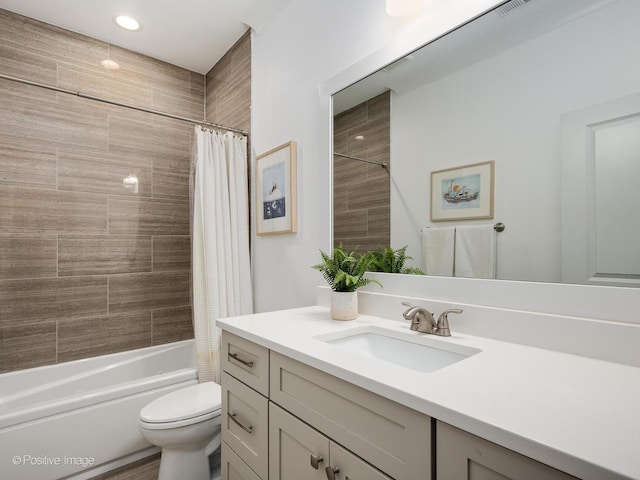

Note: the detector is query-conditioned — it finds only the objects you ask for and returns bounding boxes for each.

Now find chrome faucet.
[402,302,463,337]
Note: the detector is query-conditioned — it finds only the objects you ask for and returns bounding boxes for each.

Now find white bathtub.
[0,340,198,480]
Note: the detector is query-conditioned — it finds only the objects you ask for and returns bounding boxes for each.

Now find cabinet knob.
[325,466,340,480]
[310,454,324,469]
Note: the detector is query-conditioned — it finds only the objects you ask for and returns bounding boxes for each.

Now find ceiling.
[0,0,290,74]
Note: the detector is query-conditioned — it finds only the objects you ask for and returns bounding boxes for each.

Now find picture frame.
[430,160,494,221]
[256,141,297,235]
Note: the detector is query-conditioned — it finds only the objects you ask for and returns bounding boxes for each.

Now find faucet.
[401,302,436,334]
[402,302,463,337]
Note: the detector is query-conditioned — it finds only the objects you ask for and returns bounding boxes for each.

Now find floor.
[90,451,221,480]
[91,454,160,480]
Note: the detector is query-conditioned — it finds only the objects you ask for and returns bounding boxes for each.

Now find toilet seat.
[140,382,222,429]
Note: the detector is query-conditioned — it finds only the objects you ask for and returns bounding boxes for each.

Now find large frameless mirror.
[332,0,640,287]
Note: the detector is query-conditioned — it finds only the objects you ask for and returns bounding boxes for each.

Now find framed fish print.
[256,141,298,235]
[430,161,494,221]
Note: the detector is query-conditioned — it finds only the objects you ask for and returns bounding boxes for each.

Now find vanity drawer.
[436,421,579,479]
[222,372,268,479]
[221,331,269,396]
[269,351,431,480]
[221,441,262,480]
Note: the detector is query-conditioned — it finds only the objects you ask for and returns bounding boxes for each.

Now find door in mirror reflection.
[561,92,640,287]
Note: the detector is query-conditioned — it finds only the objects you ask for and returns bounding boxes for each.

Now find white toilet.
[139,381,222,480]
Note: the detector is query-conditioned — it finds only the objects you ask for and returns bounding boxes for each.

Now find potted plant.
[367,245,425,275]
[312,245,382,320]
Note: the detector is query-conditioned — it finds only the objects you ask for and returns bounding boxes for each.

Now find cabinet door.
[436,422,578,480]
[327,442,393,480]
[269,402,329,480]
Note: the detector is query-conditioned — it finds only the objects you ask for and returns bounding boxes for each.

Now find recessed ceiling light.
[115,15,141,31]
[354,135,365,141]
[100,59,120,70]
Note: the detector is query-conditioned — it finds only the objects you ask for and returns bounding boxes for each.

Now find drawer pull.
[229,352,254,368]
[325,466,340,480]
[310,454,324,469]
[229,412,253,434]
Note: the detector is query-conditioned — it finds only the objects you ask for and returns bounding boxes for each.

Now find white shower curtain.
[191,128,253,384]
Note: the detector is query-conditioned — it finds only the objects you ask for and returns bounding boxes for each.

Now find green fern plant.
[367,245,425,275]
[312,245,382,292]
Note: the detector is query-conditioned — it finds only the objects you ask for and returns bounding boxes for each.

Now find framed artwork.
[256,141,297,235]
[430,160,494,221]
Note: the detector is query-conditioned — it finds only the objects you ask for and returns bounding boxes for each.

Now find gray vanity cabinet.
[221,330,432,479]
[436,422,578,480]
[269,401,392,480]
[221,330,579,480]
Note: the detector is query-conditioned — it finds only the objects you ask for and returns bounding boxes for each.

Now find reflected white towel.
[421,227,455,276]
[454,225,496,279]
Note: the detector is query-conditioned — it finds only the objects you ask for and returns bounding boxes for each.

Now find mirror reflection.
[332,0,640,287]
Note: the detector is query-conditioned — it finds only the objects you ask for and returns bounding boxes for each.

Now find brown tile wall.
[205,31,251,133]
[205,29,252,238]
[333,92,391,254]
[0,9,201,373]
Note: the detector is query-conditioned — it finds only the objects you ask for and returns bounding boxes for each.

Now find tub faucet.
[401,302,436,334]
[402,303,463,336]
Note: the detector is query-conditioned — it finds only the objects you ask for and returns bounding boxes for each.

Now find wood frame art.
[256,141,298,235]
[430,161,494,221]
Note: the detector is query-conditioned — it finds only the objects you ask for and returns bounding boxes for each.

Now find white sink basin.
[315,326,480,373]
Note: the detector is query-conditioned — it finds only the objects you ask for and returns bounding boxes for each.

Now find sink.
[315,326,480,373]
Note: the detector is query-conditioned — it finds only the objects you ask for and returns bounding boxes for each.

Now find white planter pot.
[330,291,358,321]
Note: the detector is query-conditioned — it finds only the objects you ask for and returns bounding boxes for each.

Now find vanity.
[217,300,640,480]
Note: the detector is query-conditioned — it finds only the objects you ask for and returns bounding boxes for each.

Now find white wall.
[391,0,640,283]
[251,0,502,312]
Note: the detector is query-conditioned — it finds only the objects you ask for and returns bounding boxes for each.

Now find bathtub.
[0,340,198,480]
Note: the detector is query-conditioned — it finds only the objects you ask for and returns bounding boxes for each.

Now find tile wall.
[0,9,204,373]
[333,92,391,253]
[205,31,251,133]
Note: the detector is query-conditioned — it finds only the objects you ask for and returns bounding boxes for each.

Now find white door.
[561,92,640,286]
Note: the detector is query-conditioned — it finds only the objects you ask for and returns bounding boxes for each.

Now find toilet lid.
[140,382,222,423]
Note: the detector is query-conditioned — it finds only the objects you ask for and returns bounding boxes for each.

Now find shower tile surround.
[206,31,251,134]
[0,10,251,374]
[333,92,390,253]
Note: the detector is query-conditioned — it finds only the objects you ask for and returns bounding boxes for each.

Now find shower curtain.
[191,128,253,384]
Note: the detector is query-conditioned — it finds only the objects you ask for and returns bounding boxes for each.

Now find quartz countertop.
[218,306,640,480]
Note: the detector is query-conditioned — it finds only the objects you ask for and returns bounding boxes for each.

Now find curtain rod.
[422,223,506,232]
[333,152,388,169]
[0,72,248,136]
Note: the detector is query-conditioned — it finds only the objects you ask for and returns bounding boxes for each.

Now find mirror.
[332,0,640,287]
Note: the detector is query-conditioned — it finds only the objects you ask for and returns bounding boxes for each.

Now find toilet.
[139,381,222,480]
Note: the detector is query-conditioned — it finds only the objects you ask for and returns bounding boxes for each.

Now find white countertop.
[218,306,640,480]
